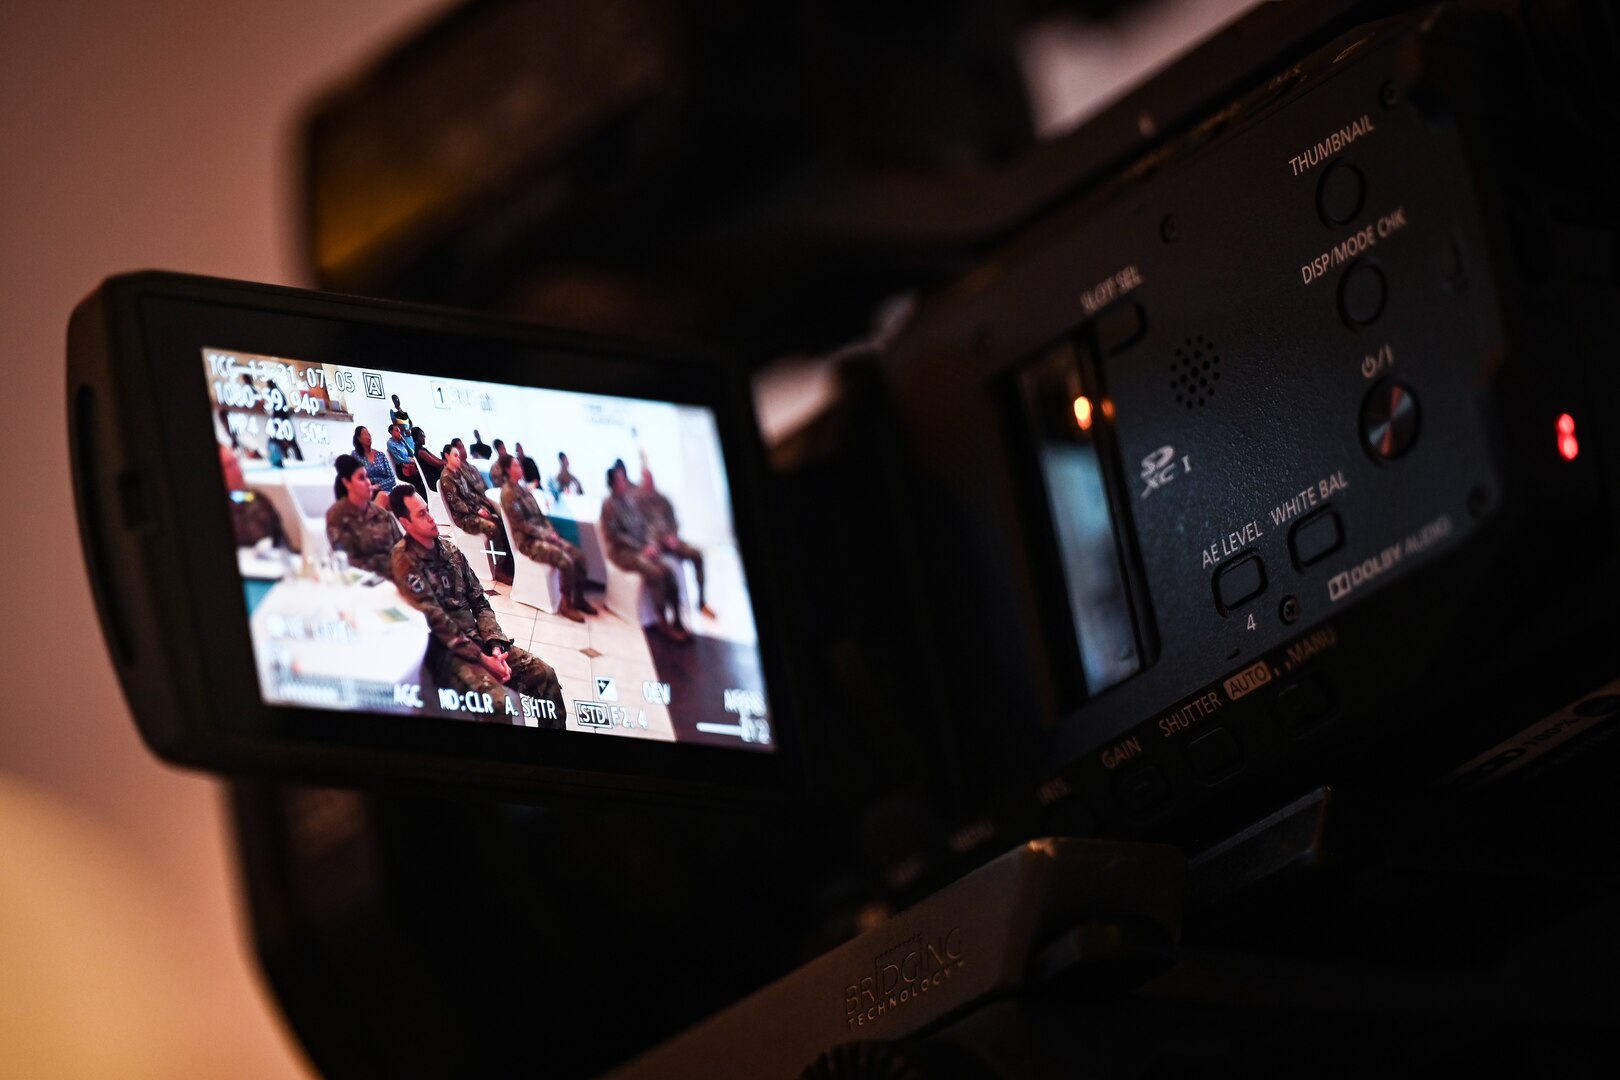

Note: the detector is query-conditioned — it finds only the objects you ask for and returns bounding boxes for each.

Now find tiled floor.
[480,541,763,741]
[485,585,678,741]
[253,536,764,744]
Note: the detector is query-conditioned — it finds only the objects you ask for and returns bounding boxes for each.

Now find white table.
[248,569,429,702]
[238,545,292,581]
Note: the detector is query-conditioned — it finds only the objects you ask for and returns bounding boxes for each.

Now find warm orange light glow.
[1101,399,1116,420]
[1558,413,1579,461]
[1073,395,1093,431]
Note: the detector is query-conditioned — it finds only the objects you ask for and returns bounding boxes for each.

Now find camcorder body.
[68,0,1620,1076]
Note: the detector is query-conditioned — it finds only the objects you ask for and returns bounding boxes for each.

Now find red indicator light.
[1557,413,1579,461]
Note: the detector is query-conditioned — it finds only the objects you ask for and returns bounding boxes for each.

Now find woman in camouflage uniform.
[439,443,515,585]
[325,454,402,578]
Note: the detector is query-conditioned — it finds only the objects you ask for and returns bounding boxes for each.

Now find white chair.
[419,457,452,527]
[287,482,335,563]
[604,559,656,626]
[438,490,495,584]
[604,554,698,627]
[244,478,305,555]
[510,550,564,614]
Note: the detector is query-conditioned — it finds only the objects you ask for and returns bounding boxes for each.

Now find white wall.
[348,368,738,544]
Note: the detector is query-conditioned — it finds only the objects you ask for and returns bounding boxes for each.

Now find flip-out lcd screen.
[207,347,773,752]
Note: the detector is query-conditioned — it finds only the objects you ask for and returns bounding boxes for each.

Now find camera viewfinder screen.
[206,347,773,752]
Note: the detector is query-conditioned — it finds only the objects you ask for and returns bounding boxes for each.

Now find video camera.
[69,0,1620,1075]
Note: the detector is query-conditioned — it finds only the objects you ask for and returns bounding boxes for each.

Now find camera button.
[1214,553,1267,612]
[1095,299,1147,355]
[1113,764,1170,816]
[1289,508,1344,569]
[1187,727,1242,782]
[1361,380,1420,461]
[1338,259,1387,326]
[1318,160,1366,226]
[1275,676,1333,736]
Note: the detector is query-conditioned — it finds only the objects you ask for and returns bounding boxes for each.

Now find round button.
[1361,380,1420,461]
[1339,259,1387,326]
[1317,160,1366,225]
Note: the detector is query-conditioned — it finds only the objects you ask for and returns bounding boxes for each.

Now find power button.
[1361,380,1420,461]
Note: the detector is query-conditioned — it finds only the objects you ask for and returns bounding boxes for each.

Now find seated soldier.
[638,465,714,618]
[325,453,402,578]
[497,454,596,622]
[600,459,690,642]
[439,443,515,585]
[219,444,287,548]
[452,437,491,492]
[389,488,566,727]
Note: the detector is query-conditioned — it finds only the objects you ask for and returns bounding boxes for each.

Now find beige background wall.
[0,2,448,1075]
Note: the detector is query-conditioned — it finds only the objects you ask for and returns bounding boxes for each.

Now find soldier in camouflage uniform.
[219,444,288,548]
[496,455,596,622]
[638,466,712,617]
[451,438,487,492]
[601,459,690,642]
[388,487,566,727]
[325,453,402,578]
[439,443,514,584]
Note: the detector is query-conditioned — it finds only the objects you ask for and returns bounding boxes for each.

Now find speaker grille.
[1170,335,1221,408]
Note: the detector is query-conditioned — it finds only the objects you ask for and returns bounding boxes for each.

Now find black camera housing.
[747,0,1620,894]
[71,0,1620,855]
[68,2,1620,1075]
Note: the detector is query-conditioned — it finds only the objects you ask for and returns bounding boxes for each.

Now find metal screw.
[1379,80,1400,109]
[1279,595,1301,624]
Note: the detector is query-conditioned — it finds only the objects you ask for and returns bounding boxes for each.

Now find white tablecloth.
[249,570,428,690]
